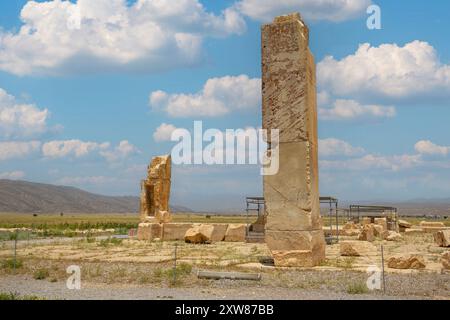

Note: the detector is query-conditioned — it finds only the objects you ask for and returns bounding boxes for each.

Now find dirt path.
[0,275,436,300]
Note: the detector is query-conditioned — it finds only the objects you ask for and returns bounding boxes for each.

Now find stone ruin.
[262,13,326,267]
[137,13,327,267]
[137,155,248,242]
[140,155,172,224]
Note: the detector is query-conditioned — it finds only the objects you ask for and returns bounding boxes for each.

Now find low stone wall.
[137,222,247,243]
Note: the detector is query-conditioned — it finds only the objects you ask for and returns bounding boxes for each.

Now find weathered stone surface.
[137,222,162,241]
[384,231,403,241]
[340,241,376,257]
[271,249,323,267]
[344,229,361,236]
[210,224,229,242]
[374,218,387,231]
[372,224,384,237]
[185,224,214,244]
[262,13,325,267]
[441,251,450,270]
[405,228,425,235]
[434,230,450,247]
[387,255,426,269]
[224,224,247,242]
[155,210,172,223]
[341,222,360,236]
[358,224,375,242]
[343,221,358,230]
[398,220,412,228]
[140,155,171,223]
[420,221,445,228]
[162,223,193,241]
[361,217,372,225]
[422,226,450,233]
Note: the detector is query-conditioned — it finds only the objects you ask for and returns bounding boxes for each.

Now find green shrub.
[0,292,45,300]
[166,263,192,280]
[346,282,369,295]
[153,268,164,278]
[99,237,123,247]
[1,258,23,270]
[33,268,50,280]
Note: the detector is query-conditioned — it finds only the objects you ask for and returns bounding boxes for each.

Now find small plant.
[33,268,50,280]
[99,237,123,247]
[153,267,164,278]
[138,274,151,284]
[346,282,369,295]
[177,262,192,275]
[0,292,45,300]
[0,292,19,300]
[339,257,355,269]
[166,263,193,283]
[86,236,96,243]
[1,258,23,270]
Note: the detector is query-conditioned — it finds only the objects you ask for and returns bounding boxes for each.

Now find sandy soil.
[0,232,449,300]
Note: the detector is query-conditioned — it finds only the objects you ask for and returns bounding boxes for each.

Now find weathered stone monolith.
[262,13,325,267]
[139,155,172,223]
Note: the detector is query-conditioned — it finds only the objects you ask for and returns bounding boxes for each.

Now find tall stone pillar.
[262,13,325,267]
[139,155,172,223]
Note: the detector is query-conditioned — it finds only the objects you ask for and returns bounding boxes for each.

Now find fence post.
[13,230,18,273]
[381,244,386,294]
[173,243,178,284]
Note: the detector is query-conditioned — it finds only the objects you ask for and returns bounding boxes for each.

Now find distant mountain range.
[338,199,450,217]
[0,179,448,216]
[0,180,191,214]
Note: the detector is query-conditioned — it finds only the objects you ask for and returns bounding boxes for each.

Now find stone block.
[358,224,375,242]
[374,218,387,231]
[434,230,450,247]
[162,223,193,241]
[224,224,247,242]
[340,241,376,257]
[387,255,426,270]
[210,224,228,242]
[185,224,215,244]
[137,222,162,241]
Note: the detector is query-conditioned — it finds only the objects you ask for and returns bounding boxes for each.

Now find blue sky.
[0,0,449,211]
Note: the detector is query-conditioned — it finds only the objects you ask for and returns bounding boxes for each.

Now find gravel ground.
[0,273,448,300]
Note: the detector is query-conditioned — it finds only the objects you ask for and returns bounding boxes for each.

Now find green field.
[0,212,447,237]
[0,212,253,231]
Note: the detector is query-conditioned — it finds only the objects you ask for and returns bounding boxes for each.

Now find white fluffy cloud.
[153,123,178,142]
[318,41,450,99]
[319,99,396,121]
[319,138,365,157]
[0,141,41,161]
[235,0,370,22]
[0,88,50,138]
[150,75,261,117]
[42,139,138,162]
[42,139,109,158]
[415,140,449,156]
[99,140,140,162]
[320,154,423,172]
[0,0,246,76]
[0,171,26,180]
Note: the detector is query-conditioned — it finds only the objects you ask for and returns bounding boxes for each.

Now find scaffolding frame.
[245,197,265,233]
[244,196,340,244]
[320,196,339,244]
[349,205,398,231]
